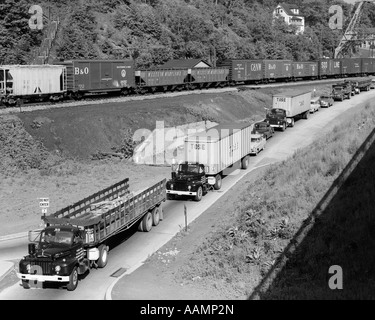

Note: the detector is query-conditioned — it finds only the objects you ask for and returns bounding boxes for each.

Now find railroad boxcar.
[318,59,332,78]
[217,60,263,83]
[331,59,342,77]
[0,65,66,105]
[292,61,318,79]
[263,60,292,81]
[190,68,229,86]
[61,60,135,98]
[361,58,375,75]
[136,69,189,91]
[341,58,361,76]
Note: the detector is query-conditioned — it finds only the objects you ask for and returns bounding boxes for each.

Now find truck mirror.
[28,243,36,255]
[171,171,176,179]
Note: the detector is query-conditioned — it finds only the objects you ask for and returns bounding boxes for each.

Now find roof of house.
[277,3,303,17]
[159,59,212,69]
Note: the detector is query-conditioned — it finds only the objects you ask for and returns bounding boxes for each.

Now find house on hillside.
[158,59,212,69]
[273,3,305,34]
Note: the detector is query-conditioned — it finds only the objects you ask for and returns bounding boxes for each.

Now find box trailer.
[17,178,166,291]
[0,65,66,105]
[266,90,312,130]
[166,123,254,201]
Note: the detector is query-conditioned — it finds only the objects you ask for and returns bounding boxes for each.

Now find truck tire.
[241,156,249,170]
[290,118,295,127]
[167,194,175,200]
[97,244,109,268]
[22,280,30,289]
[194,186,203,202]
[67,267,78,291]
[151,206,160,226]
[140,211,153,232]
[214,174,222,190]
[304,111,309,120]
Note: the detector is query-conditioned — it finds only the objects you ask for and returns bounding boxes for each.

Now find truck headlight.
[26,264,31,273]
[55,265,61,272]
[170,184,173,190]
[188,185,191,191]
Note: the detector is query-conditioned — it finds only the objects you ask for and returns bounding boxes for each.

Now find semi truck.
[332,82,352,101]
[348,77,372,93]
[265,90,311,131]
[17,178,166,291]
[166,123,253,202]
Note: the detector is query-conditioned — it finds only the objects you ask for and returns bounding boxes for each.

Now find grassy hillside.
[176,100,375,299]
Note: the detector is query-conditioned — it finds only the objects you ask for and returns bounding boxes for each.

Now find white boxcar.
[184,123,253,176]
[0,65,66,103]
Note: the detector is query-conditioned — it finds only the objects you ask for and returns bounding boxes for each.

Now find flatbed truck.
[17,178,166,291]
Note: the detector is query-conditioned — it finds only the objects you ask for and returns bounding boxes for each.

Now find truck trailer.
[266,90,311,131]
[166,123,253,202]
[17,178,166,291]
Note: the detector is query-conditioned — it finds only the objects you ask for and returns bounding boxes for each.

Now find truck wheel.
[304,111,309,120]
[241,156,249,170]
[214,174,222,190]
[141,211,153,232]
[151,206,160,226]
[22,280,30,289]
[67,267,78,291]
[194,186,203,202]
[97,244,109,268]
[167,194,175,200]
[290,118,295,127]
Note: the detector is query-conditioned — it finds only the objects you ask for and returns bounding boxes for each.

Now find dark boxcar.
[331,59,341,77]
[292,61,318,78]
[62,60,135,95]
[190,67,229,83]
[361,58,374,75]
[341,58,361,76]
[318,59,333,77]
[263,60,292,80]
[137,69,188,87]
[218,60,263,82]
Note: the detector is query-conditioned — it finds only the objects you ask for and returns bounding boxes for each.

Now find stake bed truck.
[17,178,166,291]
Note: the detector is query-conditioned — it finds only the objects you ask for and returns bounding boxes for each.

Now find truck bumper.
[17,273,70,282]
[269,124,283,128]
[167,190,197,196]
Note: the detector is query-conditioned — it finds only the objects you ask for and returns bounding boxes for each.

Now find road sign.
[39,198,49,208]
[41,208,48,214]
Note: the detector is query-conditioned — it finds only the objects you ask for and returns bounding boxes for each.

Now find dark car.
[320,95,334,107]
[253,121,274,139]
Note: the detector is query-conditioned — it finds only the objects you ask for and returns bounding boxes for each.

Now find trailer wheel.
[214,174,222,190]
[22,280,30,289]
[97,245,109,268]
[140,212,153,232]
[241,156,249,170]
[67,267,78,291]
[151,207,160,226]
[195,186,203,202]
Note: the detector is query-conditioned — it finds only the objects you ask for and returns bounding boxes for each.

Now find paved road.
[0,90,374,299]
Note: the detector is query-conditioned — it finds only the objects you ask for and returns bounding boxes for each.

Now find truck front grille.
[30,261,53,275]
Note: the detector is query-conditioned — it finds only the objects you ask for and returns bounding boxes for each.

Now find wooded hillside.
[1,0,375,68]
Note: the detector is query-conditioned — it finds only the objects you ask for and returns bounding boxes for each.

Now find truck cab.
[266,108,288,131]
[17,225,89,291]
[166,162,218,202]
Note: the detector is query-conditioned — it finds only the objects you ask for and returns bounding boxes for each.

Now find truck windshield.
[270,109,285,116]
[41,230,73,246]
[178,164,200,174]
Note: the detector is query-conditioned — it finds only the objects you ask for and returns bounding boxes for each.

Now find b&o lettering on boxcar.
[74,67,89,75]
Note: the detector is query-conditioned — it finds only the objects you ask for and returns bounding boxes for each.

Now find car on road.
[320,95,334,108]
[252,121,275,140]
[250,133,266,155]
[310,97,321,113]
[371,79,375,89]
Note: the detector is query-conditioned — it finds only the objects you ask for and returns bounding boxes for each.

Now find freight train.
[1,57,375,106]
